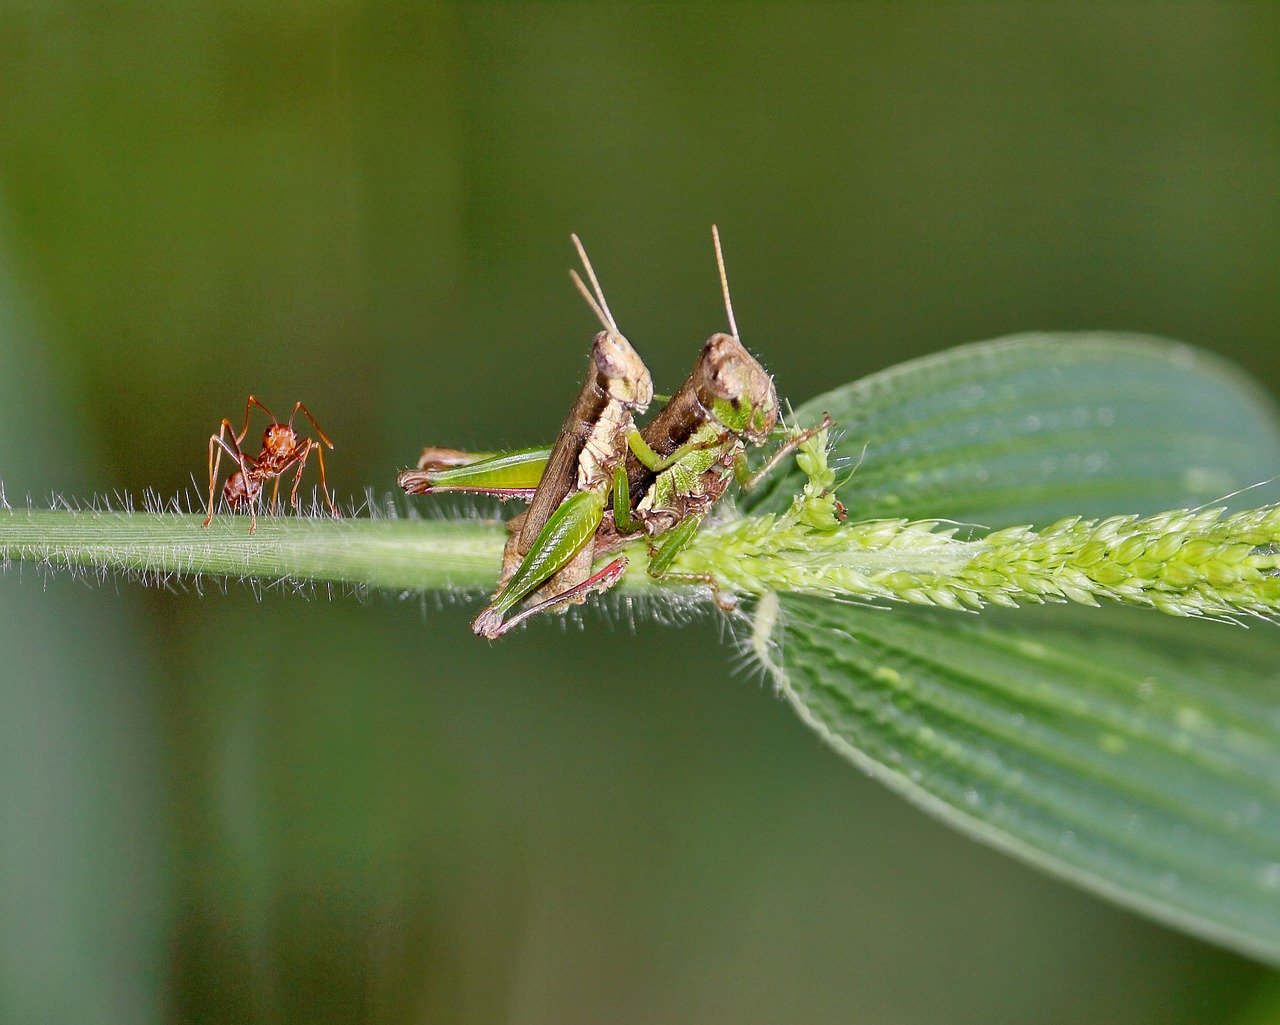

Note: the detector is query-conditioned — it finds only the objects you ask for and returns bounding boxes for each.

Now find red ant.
[203,396,340,533]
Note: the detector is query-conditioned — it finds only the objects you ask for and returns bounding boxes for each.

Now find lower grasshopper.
[399,236,653,638]
[400,227,831,634]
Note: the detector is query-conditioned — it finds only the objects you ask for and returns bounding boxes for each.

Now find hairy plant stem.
[0,511,507,594]
[0,427,1274,615]
[3,490,1280,623]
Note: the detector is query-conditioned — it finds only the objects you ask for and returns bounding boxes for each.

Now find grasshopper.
[597,226,832,593]
[399,235,653,639]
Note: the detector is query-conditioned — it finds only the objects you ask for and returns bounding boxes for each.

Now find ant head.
[223,469,262,508]
[261,422,298,456]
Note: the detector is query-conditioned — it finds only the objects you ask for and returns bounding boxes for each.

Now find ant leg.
[284,440,338,517]
[204,421,252,528]
[484,558,628,638]
[284,403,339,517]
[204,423,229,528]
[287,440,313,510]
[206,435,258,530]
[289,402,335,450]
[309,437,340,517]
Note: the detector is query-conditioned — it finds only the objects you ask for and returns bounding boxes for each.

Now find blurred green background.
[1,4,1278,1023]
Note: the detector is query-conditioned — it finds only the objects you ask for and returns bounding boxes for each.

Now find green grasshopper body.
[607,336,776,562]
[399,228,828,634]
[600,230,830,584]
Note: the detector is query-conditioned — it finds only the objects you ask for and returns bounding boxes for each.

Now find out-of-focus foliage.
[0,232,166,1024]
[0,5,1277,1023]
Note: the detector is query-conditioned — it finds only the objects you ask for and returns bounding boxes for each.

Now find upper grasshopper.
[401,235,654,638]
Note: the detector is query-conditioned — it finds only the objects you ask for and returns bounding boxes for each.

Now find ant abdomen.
[223,471,261,509]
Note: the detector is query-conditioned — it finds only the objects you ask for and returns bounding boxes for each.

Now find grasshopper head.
[592,329,654,411]
[698,332,778,444]
[697,227,778,444]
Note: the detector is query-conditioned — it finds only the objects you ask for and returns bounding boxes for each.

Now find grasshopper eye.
[591,331,626,376]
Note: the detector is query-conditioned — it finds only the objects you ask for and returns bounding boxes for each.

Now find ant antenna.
[711,225,739,340]
[570,234,619,333]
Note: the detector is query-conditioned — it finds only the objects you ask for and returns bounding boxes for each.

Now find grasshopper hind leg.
[471,489,607,638]
[477,557,629,639]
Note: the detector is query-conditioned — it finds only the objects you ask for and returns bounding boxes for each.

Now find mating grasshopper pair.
[399,229,830,638]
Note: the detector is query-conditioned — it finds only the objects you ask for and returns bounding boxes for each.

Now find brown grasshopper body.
[464,237,653,638]
[495,320,652,592]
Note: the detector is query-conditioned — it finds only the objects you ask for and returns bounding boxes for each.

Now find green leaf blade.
[742,333,1280,960]
[757,597,1280,964]
[747,333,1280,525]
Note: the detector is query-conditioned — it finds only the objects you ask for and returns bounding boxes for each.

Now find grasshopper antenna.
[570,234,619,334]
[711,224,739,340]
[570,269,615,334]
